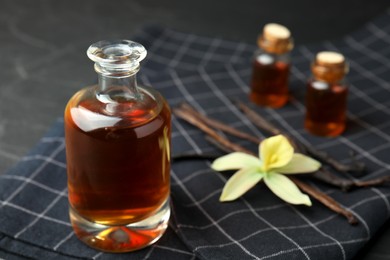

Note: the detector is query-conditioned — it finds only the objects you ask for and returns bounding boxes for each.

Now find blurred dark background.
[0,0,389,259]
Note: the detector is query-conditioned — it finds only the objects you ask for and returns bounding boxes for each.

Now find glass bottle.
[250,23,294,108]
[305,51,349,137]
[64,40,171,252]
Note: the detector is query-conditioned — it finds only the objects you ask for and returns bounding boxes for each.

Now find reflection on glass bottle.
[305,51,349,137]
[64,40,171,252]
[250,23,294,108]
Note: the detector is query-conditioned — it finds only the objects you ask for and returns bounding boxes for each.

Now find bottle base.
[305,120,345,137]
[69,199,170,253]
[249,92,288,108]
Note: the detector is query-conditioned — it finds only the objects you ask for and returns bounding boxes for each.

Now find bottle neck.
[96,71,141,105]
[87,39,146,100]
[257,35,293,55]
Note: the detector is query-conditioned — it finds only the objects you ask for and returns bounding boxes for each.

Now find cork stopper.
[264,23,291,40]
[258,23,293,54]
[312,51,348,83]
[316,52,345,66]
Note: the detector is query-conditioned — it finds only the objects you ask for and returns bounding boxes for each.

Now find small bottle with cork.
[305,51,349,137]
[250,23,294,108]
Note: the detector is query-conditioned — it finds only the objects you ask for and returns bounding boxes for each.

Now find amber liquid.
[305,80,347,137]
[65,89,171,226]
[250,55,290,108]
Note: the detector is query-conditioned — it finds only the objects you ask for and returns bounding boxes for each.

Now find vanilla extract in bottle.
[305,51,349,137]
[250,23,294,108]
[64,40,171,252]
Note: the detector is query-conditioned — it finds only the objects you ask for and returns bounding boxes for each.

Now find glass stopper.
[87,40,147,75]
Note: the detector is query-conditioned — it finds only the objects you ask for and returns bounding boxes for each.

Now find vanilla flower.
[211,135,321,206]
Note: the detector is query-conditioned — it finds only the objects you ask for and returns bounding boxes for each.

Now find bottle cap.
[258,23,293,54]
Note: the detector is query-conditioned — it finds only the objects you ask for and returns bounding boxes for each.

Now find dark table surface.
[0,0,389,259]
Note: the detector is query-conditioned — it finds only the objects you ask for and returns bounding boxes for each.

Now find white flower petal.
[220,168,264,202]
[263,173,312,206]
[212,152,261,171]
[277,153,321,174]
[260,135,294,171]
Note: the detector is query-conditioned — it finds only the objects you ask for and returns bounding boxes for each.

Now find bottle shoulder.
[65,84,170,132]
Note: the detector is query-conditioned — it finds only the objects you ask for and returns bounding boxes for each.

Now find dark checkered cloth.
[1,10,390,260]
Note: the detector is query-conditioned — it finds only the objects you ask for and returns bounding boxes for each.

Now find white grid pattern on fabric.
[14,187,68,238]
[171,171,260,259]
[0,143,65,208]
[0,200,71,227]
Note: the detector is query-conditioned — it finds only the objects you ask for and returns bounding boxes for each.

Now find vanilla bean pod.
[305,168,390,191]
[304,145,365,173]
[173,105,358,224]
[290,177,358,225]
[179,103,261,143]
[354,176,390,187]
[234,100,304,151]
[173,107,250,154]
[312,170,354,192]
[235,100,364,174]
